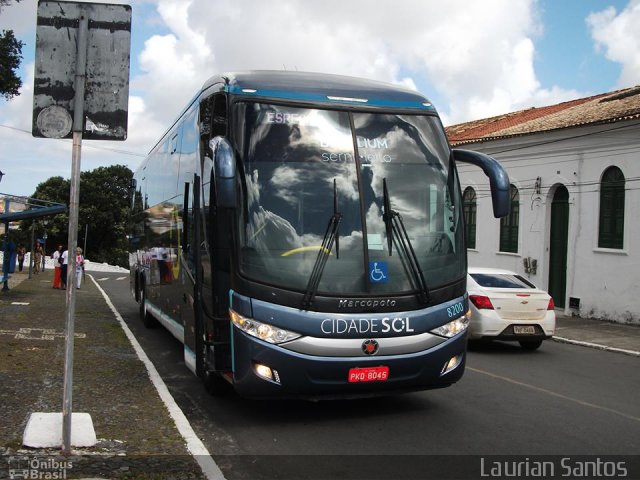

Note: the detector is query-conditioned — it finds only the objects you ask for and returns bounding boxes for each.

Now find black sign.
[32,1,131,140]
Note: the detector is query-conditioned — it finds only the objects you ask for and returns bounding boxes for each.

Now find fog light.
[254,363,281,384]
[441,354,462,375]
[255,363,273,380]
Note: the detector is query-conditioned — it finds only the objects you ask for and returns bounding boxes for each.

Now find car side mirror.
[209,136,236,208]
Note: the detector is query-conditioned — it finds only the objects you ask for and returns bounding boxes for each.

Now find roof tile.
[446,86,640,145]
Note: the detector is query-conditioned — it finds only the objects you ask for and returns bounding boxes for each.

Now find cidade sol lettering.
[321,317,414,335]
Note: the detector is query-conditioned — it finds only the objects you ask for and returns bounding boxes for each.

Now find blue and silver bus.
[129,71,509,398]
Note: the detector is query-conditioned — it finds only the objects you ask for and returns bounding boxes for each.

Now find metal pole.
[83,224,87,258]
[62,8,88,455]
[42,232,47,272]
[2,198,9,292]
[29,223,34,279]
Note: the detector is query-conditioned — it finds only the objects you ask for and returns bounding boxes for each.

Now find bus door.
[199,94,232,373]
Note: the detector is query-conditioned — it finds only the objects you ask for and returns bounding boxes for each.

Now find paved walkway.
[554,312,640,355]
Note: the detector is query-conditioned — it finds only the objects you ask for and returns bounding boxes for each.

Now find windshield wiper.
[302,179,342,309]
[382,178,430,304]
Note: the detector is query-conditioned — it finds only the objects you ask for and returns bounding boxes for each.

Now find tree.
[21,165,133,267]
[18,176,70,260]
[0,30,23,100]
[78,165,133,267]
[0,1,24,100]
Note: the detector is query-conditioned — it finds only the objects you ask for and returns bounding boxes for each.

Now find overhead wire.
[0,123,146,157]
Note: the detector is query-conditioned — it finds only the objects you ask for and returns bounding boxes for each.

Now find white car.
[467,267,556,350]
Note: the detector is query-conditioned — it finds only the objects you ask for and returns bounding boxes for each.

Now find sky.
[1,0,639,198]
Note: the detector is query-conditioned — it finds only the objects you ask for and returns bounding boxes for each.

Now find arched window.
[499,184,519,253]
[598,166,625,249]
[463,187,477,249]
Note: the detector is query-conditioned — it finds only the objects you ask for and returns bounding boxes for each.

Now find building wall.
[456,120,639,324]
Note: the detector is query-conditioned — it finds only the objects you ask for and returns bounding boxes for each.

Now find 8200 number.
[447,302,465,318]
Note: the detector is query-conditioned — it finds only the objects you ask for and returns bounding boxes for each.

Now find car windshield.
[235,102,464,296]
[470,273,537,289]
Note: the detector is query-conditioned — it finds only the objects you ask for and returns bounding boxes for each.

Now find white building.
[446,86,640,324]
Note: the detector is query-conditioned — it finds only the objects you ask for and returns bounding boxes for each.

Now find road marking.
[0,328,86,341]
[467,366,640,423]
[553,336,640,357]
[89,274,226,480]
[11,302,29,305]
[97,277,110,282]
[116,276,127,281]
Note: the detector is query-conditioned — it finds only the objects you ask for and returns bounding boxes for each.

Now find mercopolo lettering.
[321,317,414,335]
[338,299,396,308]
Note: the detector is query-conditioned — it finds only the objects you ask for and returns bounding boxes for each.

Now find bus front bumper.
[231,328,467,399]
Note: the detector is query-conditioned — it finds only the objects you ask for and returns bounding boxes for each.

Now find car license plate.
[348,366,389,383]
[514,325,536,334]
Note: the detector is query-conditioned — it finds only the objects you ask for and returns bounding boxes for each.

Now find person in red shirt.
[52,245,63,289]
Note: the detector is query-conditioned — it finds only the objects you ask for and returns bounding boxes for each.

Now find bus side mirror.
[210,136,237,208]
[452,148,510,218]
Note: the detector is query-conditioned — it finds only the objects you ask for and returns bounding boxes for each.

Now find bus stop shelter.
[1,194,66,291]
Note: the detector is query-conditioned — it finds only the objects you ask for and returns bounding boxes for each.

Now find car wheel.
[519,339,543,350]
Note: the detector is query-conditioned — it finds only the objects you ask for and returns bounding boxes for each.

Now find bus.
[129,71,509,398]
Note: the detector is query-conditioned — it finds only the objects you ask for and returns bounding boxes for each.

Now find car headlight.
[230,309,301,344]
[430,313,470,338]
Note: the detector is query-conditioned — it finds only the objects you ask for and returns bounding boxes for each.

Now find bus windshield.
[235,102,464,297]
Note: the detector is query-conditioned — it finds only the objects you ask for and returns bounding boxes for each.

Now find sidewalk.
[0,268,204,479]
[554,312,640,355]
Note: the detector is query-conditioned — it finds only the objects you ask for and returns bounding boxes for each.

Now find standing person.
[17,244,26,272]
[60,246,69,289]
[52,245,63,289]
[34,242,43,274]
[75,247,85,289]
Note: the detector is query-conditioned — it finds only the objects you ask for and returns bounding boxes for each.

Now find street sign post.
[32,0,131,454]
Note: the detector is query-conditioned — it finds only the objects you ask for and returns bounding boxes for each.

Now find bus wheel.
[139,285,158,328]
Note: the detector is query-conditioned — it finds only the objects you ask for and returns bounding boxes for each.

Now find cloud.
[587,0,640,88]
[1,0,607,196]
[135,0,581,125]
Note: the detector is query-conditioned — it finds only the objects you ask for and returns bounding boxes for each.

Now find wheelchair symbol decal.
[369,261,388,284]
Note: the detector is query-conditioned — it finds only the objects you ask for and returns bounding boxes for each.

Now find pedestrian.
[75,247,85,289]
[60,246,68,289]
[17,244,26,272]
[52,245,63,289]
[34,242,43,274]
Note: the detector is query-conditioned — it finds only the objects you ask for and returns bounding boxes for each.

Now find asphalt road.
[94,272,640,479]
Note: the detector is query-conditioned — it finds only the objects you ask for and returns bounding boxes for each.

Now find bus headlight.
[430,315,470,338]
[230,310,301,344]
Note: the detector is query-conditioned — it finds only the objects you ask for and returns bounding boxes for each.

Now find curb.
[552,336,640,357]
[89,274,226,480]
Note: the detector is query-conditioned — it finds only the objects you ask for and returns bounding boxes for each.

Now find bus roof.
[203,71,437,112]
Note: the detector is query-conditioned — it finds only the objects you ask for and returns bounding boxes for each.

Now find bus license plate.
[514,325,536,334]
[348,366,389,383]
